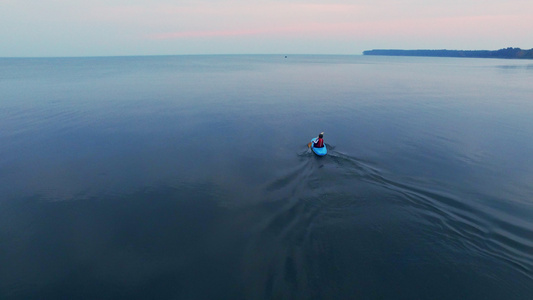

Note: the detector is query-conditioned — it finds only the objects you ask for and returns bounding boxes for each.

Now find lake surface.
[1,55,532,299]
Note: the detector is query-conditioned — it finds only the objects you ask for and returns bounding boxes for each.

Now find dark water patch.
[0,185,247,300]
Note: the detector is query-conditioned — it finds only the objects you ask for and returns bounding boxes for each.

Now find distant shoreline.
[363,47,533,59]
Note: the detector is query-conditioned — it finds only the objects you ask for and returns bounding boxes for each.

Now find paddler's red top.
[314,138,324,148]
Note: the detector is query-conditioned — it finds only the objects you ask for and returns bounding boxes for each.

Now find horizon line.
[0,53,367,59]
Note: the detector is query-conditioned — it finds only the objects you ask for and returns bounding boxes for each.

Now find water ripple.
[331,152,533,281]
[257,148,533,291]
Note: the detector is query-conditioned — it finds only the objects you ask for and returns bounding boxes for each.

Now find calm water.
[1,55,532,299]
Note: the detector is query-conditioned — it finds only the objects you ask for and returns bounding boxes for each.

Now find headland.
[363,47,533,59]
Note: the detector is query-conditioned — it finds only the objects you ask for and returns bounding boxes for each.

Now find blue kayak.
[311,138,327,156]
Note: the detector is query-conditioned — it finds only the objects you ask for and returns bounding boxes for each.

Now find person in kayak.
[313,132,324,148]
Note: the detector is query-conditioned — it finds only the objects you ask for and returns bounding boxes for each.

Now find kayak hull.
[311,138,327,156]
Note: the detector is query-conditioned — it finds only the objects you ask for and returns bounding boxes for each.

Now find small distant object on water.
[285,55,287,58]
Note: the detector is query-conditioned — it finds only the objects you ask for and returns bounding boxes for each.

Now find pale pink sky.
[1,0,532,57]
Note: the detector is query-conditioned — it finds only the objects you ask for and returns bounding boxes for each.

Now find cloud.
[149,29,267,39]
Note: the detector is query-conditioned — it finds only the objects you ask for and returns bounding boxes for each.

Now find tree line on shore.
[363,47,533,59]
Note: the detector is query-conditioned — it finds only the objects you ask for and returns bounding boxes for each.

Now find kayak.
[311,138,327,156]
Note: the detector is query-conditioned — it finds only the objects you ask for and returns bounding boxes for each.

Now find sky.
[1,0,532,57]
